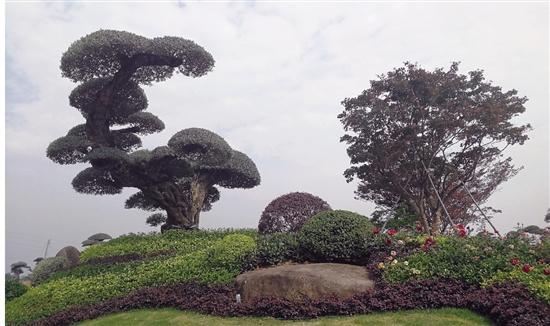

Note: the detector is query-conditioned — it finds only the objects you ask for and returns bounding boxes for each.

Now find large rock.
[236,263,374,302]
[55,246,80,267]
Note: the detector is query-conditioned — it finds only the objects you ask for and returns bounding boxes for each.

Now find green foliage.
[5,276,27,301]
[256,232,300,266]
[484,265,550,303]
[383,235,538,284]
[298,210,374,263]
[31,256,69,286]
[80,229,257,262]
[204,234,256,270]
[6,233,256,325]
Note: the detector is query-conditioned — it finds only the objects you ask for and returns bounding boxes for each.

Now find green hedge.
[298,210,374,264]
[80,229,257,262]
[6,234,256,325]
[31,256,69,286]
[256,232,300,266]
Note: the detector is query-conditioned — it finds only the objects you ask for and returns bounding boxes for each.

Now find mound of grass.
[78,307,492,326]
[6,233,256,325]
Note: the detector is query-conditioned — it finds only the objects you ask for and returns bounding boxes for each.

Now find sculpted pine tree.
[339,62,530,235]
[126,128,261,230]
[47,30,260,231]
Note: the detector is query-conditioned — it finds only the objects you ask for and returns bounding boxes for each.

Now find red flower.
[457,229,467,237]
[522,264,533,273]
[544,268,550,276]
[385,238,392,245]
[510,258,520,266]
[387,229,397,236]
[372,227,380,235]
[456,224,465,230]
[422,237,436,252]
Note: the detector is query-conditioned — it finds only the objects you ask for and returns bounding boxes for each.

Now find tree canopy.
[339,62,530,235]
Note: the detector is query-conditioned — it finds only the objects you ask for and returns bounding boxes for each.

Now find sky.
[5,2,549,272]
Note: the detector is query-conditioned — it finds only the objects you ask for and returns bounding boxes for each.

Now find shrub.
[383,235,539,284]
[5,276,27,301]
[258,192,331,234]
[205,234,257,271]
[31,257,69,285]
[298,210,374,263]
[256,232,300,266]
[484,264,550,303]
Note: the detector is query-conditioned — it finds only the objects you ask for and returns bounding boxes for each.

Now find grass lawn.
[78,307,493,325]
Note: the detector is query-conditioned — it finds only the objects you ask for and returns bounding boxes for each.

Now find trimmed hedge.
[32,280,550,326]
[6,234,256,325]
[298,210,374,263]
[255,232,300,266]
[79,229,257,262]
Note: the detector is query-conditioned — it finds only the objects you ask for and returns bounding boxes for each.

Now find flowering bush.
[383,234,540,284]
[484,263,550,303]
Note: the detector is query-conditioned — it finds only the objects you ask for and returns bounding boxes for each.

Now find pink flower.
[510,258,520,266]
[387,229,398,236]
[544,268,550,276]
[522,264,533,273]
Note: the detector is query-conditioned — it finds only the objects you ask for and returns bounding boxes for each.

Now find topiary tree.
[126,128,261,231]
[46,31,260,231]
[258,192,331,234]
[10,262,30,280]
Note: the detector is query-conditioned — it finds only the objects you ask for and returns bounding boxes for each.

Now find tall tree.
[339,62,530,235]
[47,30,260,231]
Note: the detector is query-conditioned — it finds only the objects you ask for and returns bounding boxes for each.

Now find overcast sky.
[5,2,549,271]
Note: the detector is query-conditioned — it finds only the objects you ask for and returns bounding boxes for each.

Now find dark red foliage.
[32,280,550,326]
[258,192,331,234]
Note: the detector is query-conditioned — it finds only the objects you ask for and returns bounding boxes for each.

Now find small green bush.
[298,210,374,263]
[5,276,27,301]
[205,234,257,270]
[256,232,300,266]
[31,256,69,285]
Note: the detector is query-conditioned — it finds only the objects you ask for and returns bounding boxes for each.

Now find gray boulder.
[55,246,80,267]
[236,263,374,302]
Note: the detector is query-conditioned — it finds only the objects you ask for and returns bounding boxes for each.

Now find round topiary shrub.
[298,210,374,264]
[258,192,331,234]
[30,256,69,285]
[256,232,301,266]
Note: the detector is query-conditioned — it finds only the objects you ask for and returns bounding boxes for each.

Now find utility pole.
[43,239,51,258]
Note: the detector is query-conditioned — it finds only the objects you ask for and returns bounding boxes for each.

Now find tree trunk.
[409,198,430,234]
[187,175,210,228]
[431,207,443,235]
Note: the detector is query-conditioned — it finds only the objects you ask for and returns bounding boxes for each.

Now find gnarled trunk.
[186,175,210,228]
